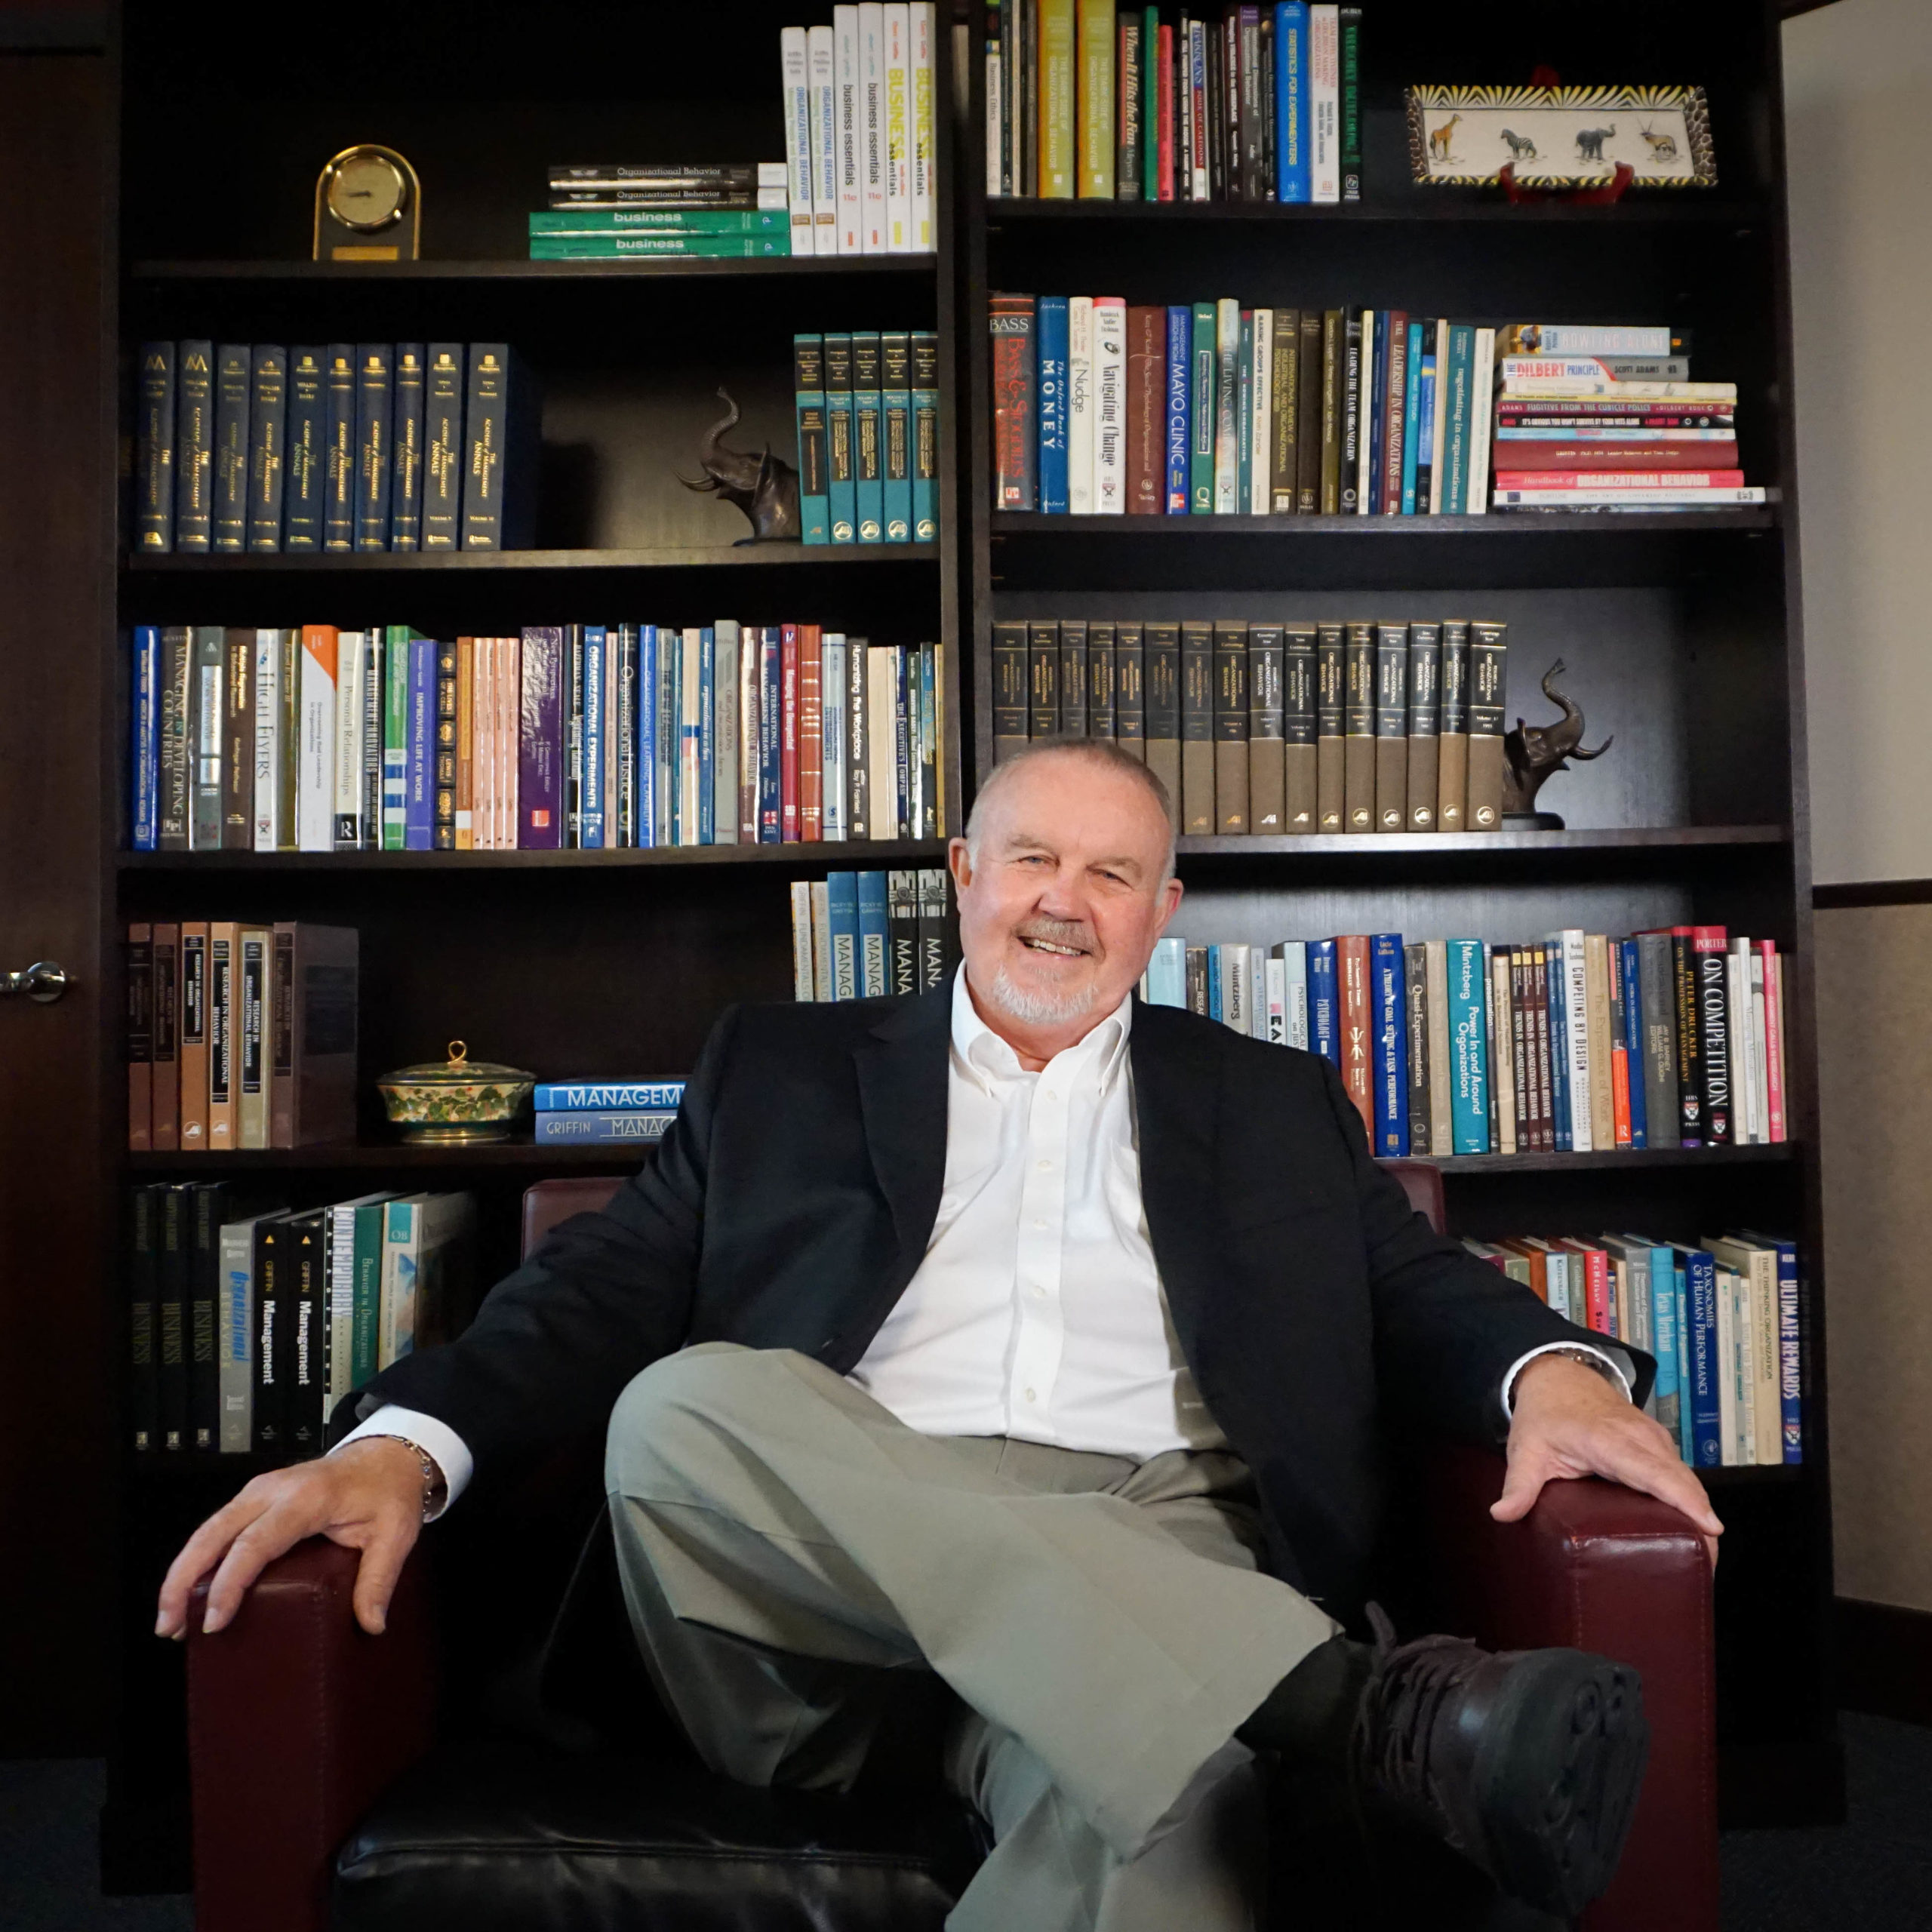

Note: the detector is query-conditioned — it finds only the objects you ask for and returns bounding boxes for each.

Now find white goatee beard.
[985,962,1102,1027]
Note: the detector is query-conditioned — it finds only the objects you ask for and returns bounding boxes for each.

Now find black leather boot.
[1347,1604,1649,1918]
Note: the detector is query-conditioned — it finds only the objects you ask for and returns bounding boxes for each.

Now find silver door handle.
[2,961,69,1002]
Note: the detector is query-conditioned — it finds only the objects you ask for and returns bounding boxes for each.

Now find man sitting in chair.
[160,739,1720,1930]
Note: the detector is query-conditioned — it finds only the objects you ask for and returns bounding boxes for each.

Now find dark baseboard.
[1814,879,1932,910]
[1836,1595,1932,1727]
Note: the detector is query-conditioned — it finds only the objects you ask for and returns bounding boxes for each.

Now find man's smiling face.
[949,746,1183,1063]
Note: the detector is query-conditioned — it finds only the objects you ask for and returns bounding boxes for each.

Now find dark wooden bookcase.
[963,0,1837,1829]
[97,0,961,1884]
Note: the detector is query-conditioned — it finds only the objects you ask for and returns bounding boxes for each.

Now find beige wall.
[1786,0,1932,1612]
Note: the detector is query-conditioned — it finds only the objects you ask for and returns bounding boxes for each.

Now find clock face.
[328,152,407,231]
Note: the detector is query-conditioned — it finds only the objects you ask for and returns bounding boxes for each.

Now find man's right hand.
[155,1437,431,1641]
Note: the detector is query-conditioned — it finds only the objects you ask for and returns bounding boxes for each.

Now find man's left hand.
[1492,1354,1723,1571]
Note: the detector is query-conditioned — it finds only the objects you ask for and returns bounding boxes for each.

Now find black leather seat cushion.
[331,1742,986,1932]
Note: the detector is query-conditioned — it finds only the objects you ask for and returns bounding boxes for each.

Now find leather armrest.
[186,1538,438,1932]
[1419,1444,1718,1932]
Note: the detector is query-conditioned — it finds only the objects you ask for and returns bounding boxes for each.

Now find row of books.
[125,923,357,1153]
[779,8,938,255]
[993,616,1509,835]
[532,1077,688,1146]
[128,623,949,854]
[792,331,943,543]
[133,342,534,555]
[1472,1229,1801,1468]
[1143,925,1789,1154]
[789,868,960,998]
[128,1182,474,1457]
[535,163,795,256]
[984,2,1362,203]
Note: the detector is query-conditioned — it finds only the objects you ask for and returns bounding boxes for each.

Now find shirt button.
[1024,1388,1037,1403]
[1037,1158,1052,1171]
[1033,1217,1047,1229]
[1044,1088,1057,1101]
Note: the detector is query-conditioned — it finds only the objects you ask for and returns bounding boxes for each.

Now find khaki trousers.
[604,1342,1336,1932]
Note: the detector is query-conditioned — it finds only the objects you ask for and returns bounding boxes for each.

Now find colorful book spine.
[1164,305,1190,511]
[912,330,940,540]
[405,637,435,851]
[352,343,392,551]
[1371,933,1408,1155]
[1037,295,1070,514]
[1681,1244,1722,1468]
[519,626,565,848]
[1307,938,1340,1065]
[534,1109,677,1143]
[881,331,913,540]
[1274,3,1307,202]
[1448,937,1490,1154]
[826,333,858,540]
[795,333,830,545]
[1189,300,1216,512]
[580,624,607,849]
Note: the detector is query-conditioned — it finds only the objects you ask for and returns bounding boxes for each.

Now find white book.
[1749,949,1770,1143]
[498,636,521,849]
[910,2,936,249]
[1707,1235,1782,1466]
[253,628,281,851]
[835,6,864,252]
[334,632,365,849]
[297,627,337,852]
[1543,1250,1570,1324]
[1221,946,1248,1035]
[823,634,848,840]
[738,629,761,841]
[1356,309,1377,514]
[884,4,912,251]
[1309,5,1340,202]
[218,1213,278,1452]
[1428,319,1451,514]
[1264,953,1287,1043]
[986,43,1004,196]
[1066,296,1096,513]
[1214,297,1240,512]
[1244,947,1266,1038]
[811,878,834,998]
[1732,1267,1758,1465]
[1726,943,1755,1144]
[678,626,703,845]
[605,626,621,844]
[712,620,740,845]
[1467,326,1497,515]
[328,1192,396,1407]
[1283,941,1309,1048]
[363,633,387,851]
[789,881,816,997]
[859,2,888,253]
[1094,296,1127,514]
[1425,938,1452,1158]
[808,24,840,257]
[1546,928,1592,1151]
[1714,1266,1740,1464]
[780,26,816,257]
[867,644,900,836]
[1250,308,1273,514]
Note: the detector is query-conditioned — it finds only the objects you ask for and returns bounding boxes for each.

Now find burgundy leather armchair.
[185,1165,1717,1932]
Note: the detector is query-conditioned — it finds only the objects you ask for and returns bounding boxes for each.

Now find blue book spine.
[283,348,327,551]
[794,333,830,545]
[1645,1243,1680,1418]
[1621,939,1648,1148]
[352,343,393,551]
[697,626,715,843]
[580,625,607,849]
[534,1080,687,1111]
[1164,306,1191,512]
[1684,1248,1722,1466]
[1275,5,1308,202]
[881,333,912,541]
[853,333,884,543]
[1146,935,1186,1006]
[1308,940,1340,1065]
[826,334,857,543]
[1772,1240,1802,1461]
[1545,952,1572,1152]
[323,344,356,550]
[389,343,426,549]
[857,869,890,995]
[635,627,657,848]
[1399,321,1423,515]
[131,626,161,848]
[912,332,940,541]
[1367,311,1388,514]
[1208,946,1224,1023]
[758,629,782,841]
[1447,939,1491,1154]
[1237,311,1254,510]
[826,869,860,999]
[405,638,435,850]
[1674,1265,1694,1463]
[1372,934,1409,1156]
[1414,355,1435,500]
[1036,297,1070,514]
[534,1109,677,1144]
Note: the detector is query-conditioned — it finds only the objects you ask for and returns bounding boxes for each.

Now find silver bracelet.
[385,1435,448,1521]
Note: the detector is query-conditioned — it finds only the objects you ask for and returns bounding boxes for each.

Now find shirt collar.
[948,963,1134,1089]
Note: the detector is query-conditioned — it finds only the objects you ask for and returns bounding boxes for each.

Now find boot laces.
[1349,1602,1484,1844]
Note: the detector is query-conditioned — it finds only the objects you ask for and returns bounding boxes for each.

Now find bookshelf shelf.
[1427,1145,1797,1177]
[129,256,939,283]
[990,510,1779,538]
[1176,826,1788,859]
[117,838,951,873]
[123,544,940,574]
[986,198,1774,229]
[125,1141,650,1172]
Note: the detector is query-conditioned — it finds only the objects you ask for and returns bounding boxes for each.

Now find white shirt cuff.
[331,1404,475,1518]
[1500,1341,1635,1423]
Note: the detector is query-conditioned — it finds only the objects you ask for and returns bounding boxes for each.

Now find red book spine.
[1127,304,1163,513]
[1156,26,1176,198]
[150,922,180,1150]
[1759,940,1786,1143]
[1494,443,1740,472]
[780,624,800,841]
[1380,309,1407,515]
[798,623,823,841]
[1337,934,1373,1134]
[1692,924,1733,1144]
[127,923,153,1152]
[1494,469,1746,491]
[989,294,1036,509]
[1581,1245,1611,1337]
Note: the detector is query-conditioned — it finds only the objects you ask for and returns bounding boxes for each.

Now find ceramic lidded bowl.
[376,1040,536,1143]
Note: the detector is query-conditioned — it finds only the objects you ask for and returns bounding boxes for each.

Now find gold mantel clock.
[313,145,420,261]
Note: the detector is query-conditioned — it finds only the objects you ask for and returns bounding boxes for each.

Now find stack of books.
[128,623,948,854]
[994,614,1510,837]
[125,921,356,1152]
[127,1182,474,1458]
[1468,1229,1801,1469]
[1143,924,1790,1155]
[533,164,792,259]
[781,8,938,255]
[133,342,534,554]
[789,866,958,998]
[986,2,1364,203]
[533,1078,687,1146]
[794,329,941,543]
[1489,327,1761,510]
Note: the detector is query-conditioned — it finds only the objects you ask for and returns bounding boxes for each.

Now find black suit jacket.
[354,986,1651,1617]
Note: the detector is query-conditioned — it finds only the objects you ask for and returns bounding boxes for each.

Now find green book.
[1142,7,1161,200]
[528,234,791,259]
[349,1194,394,1389]
[1189,301,1216,514]
[383,626,422,850]
[1441,324,1476,515]
[529,208,789,234]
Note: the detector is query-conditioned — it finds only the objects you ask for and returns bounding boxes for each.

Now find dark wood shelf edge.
[991,510,1779,537]
[118,838,951,872]
[128,255,940,281]
[985,197,1774,229]
[1428,1144,1797,1174]
[123,544,940,573]
[1177,826,1789,858]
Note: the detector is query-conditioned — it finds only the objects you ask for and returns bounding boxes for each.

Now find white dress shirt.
[340,967,1628,1507]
